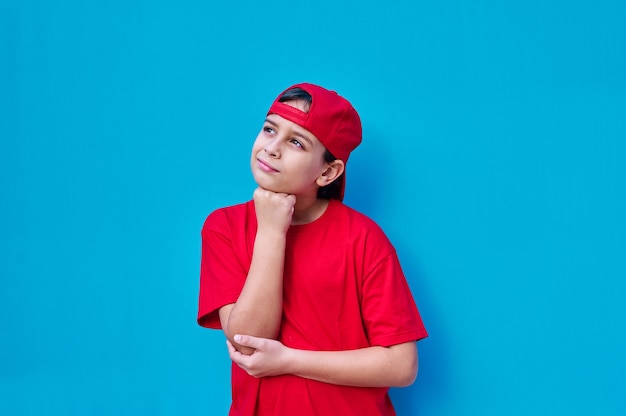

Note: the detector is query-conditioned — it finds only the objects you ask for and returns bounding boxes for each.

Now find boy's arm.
[226,335,419,388]
[219,188,295,355]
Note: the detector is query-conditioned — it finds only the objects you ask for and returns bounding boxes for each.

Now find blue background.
[1,1,625,414]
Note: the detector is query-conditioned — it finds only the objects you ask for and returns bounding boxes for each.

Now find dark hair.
[278,88,343,200]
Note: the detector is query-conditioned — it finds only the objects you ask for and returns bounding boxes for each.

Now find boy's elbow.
[396,358,418,387]
[390,342,419,387]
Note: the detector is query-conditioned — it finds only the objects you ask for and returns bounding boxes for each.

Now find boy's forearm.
[224,230,286,353]
[285,342,418,388]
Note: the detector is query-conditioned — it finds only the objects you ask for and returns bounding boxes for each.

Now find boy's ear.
[316,160,345,187]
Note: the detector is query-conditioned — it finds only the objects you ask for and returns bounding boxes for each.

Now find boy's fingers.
[234,334,260,348]
[226,339,235,352]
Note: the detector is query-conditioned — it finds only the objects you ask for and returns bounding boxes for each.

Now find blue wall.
[1,1,624,414]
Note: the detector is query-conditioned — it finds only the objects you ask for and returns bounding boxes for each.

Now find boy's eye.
[290,138,304,148]
[263,126,275,134]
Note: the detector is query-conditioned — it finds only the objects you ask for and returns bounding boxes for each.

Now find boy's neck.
[291,197,330,225]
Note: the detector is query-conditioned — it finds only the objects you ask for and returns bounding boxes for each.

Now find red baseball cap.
[267,83,362,200]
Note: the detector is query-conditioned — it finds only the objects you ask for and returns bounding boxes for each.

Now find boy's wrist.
[282,345,300,376]
[256,226,288,240]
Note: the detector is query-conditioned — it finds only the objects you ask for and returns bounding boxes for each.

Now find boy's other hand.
[227,334,293,378]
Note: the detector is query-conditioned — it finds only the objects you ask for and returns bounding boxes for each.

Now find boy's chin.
[253,181,285,194]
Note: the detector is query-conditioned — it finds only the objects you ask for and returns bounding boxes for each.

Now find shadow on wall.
[343,136,383,218]
[389,241,448,415]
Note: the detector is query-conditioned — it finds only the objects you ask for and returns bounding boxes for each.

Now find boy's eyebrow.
[264,118,314,146]
[292,130,313,146]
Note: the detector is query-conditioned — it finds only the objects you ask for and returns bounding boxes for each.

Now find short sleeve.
[197,209,249,329]
[360,241,428,346]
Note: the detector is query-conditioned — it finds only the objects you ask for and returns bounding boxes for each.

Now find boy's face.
[250,101,330,197]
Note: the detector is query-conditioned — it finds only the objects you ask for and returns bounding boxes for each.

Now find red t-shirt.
[198,199,428,416]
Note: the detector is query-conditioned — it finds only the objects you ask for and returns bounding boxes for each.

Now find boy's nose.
[264,143,280,157]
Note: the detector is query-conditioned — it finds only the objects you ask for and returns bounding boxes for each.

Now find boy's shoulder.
[208,200,253,217]
[328,200,387,235]
[327,201,397,258]
[202,200,255,234]
[331,199,376,221]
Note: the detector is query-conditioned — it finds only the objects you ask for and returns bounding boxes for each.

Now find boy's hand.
[227,334,293,378]
[253,187,295,234]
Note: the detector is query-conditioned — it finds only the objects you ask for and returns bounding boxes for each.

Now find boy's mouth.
[257,158,279,173]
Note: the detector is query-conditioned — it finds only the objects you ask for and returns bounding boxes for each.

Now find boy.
[198,83,427,415]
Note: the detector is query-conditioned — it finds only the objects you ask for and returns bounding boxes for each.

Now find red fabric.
[198,200,428,416]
